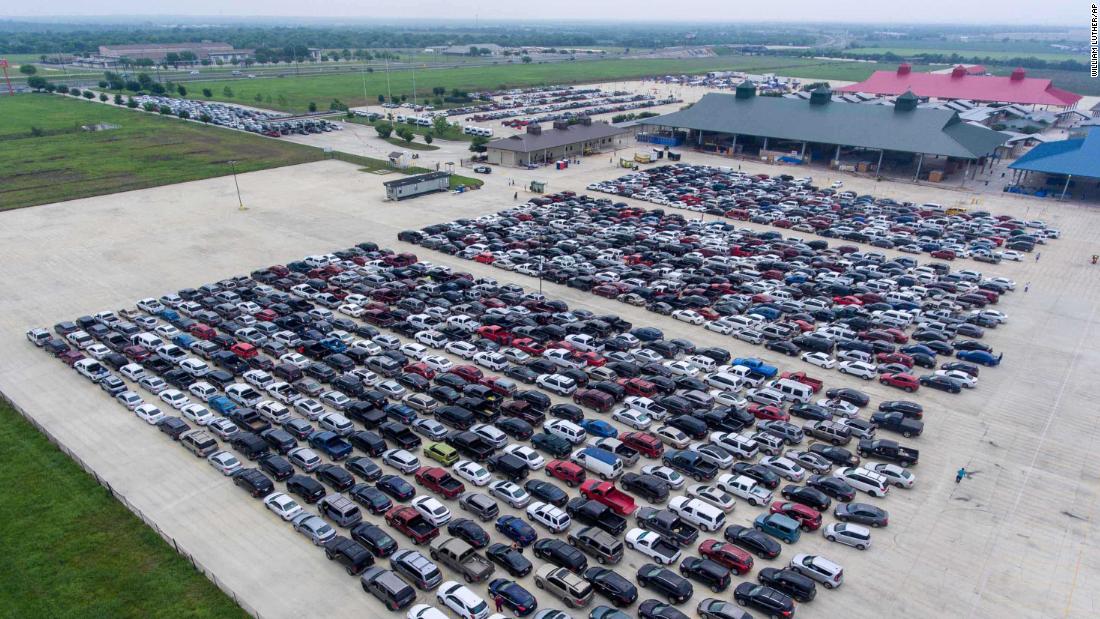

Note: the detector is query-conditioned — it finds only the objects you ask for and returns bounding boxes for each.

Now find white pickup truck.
[717,474,773,507]
[623,396,669,421]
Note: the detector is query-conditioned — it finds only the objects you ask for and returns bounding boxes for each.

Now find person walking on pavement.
[494,595,504,613]
[956,467,967,483]
[1036,252,1041,262]
[1024,281,1030,293]
[513,191,518,200]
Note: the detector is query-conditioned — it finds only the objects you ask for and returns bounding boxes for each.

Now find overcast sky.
[10,0,1081,26]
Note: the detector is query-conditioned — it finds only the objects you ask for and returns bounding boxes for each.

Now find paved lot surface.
[2,153,1099,619]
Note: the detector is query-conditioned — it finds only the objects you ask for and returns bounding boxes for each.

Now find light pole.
[228,160,247,211]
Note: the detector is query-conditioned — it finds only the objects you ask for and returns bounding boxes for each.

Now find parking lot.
[2,158,1100,619]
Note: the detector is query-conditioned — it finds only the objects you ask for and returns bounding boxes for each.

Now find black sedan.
[780,484,831,511]
[919,373,962,393]
[448,518,491,548]
[375,474,416,501]
[524,479,569,508]
[731,462,780,490]
[824,387,869,407]
[835,502,889,527]
[533,539,587,574]
[487,542,533,577]
[496,417,534,440]
[583,567,639,607]
[807,444,860,467]
[723,525,781,560]
[286,474,326,503]
[345,456,383,481]
[733,583,795,618]
[637,564,693,604]
[764,340,801,357]
[349,483,393,514]
[639,600,689,619]
[878,400,923,419]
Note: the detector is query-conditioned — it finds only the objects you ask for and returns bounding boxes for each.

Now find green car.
[424,441,459,466]
[753,513,802,544]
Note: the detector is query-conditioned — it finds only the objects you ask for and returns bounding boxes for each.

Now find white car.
[411,417,448,439]
[500,348,531,365]
[832,467,890,498]
[690,442,735,470]
[189,381,219,402]
[470,423,508,449]
[454,460,492,486]
[664,360,699,377]
[263,492,304,521]
[502,444,545,470]
[208,417,239,440]
[400,342,429,360]
[294,398,326,420]
[422,355,454,373]
[374,334,401,350]
[436,582,489,619]
[207,450,242,475]
[816,398,859,419]
[801,352,836,369]
[823,523,872,550]
[672,309,705,325]
[320,390,352,411]
[640,465,686,489]
[382,449,421,473]
[935,369,977,388]
[526,501,571,533]
[318,412,354,436]
[760,456,807,482]
[86,344,112,360]
[115,390,144,411]
[280,352,311,369]
[711,389,748,409]
[139,375,168,395]
[181,403,215,426]
[998,250,1024,262]
[867,462,916,488]
[611,408,653,430]
[376,380,407,400]
[838,360,877,380]
[288,447,323,472]
[790,554,845,589]
[134,403,166,424]
[536,374,577,396]
[180,358,211,377]
[654,425,691,449]
[685,484,737,512]
[624,528,683,565]
[159,389,191,410]
[407,604,449,619]
[445,341,479,359]
[243,370,274,390]
[624,396,669,421]
[473,352,508,372]
[411,495,452,526]
[120,363,147,382]
[703,319,736,335]
[488,480,530,508]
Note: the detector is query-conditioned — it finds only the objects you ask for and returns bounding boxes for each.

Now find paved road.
[0,154,1098,619]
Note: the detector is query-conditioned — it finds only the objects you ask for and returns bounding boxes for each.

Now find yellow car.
[423,441,458,466]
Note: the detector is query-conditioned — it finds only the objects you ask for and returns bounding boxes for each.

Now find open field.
[1,150,1100,618]
[0,94,324,210]
[844,47,1087,62]
[0,397,247,618]
[184,56,857,112]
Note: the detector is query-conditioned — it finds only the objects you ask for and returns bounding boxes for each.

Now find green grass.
[0,93,324,210]
[843,46,1087,62]
[347,115,472,142]
[185,56,837,113]
[0,398,246,618]
[385,136,438,151]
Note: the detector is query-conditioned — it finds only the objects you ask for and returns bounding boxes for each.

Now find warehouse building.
[639,83,1008,182]
[1008,128,1100,200]
[837,64,1081,108]
[383,172,451,200]
[486,119,630,167]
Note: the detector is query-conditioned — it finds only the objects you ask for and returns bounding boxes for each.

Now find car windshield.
[470,601,487,615]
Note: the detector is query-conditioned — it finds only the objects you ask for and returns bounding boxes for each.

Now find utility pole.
[385,56,391,100]
[228,161,247,211]
[412,65,417,106]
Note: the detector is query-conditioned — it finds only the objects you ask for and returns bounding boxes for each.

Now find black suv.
[324,536,375,575]
[232,468,274,498]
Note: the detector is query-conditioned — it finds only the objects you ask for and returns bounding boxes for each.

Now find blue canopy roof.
[1009,128,1100,179]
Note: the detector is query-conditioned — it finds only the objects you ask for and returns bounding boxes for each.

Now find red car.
[832,296,863,306]
[385,506,439,545]
[476,326,512,345]
[254,309,278,323]
[620,431,664,458]
[268,265,290,277]
[769,501,822,531]
[414,466,465,499]
[545,460,586,487]
[875,352,913,368]
[749,404,789,422]
[404,362,436,380]
[480,376,517,397]
[449,365,483,383]
[230,343,258,359]
[573,389,615,413]
[883,328,909,344]
[59,350,85,366]
[592,285,619,299]
[779,371,822,393]
[931,249,956,260]
[122,344,150,361]
[698,539,754,575]
[617,378,657,398]
[474,252,495,264]
[879,372,920,393]
[501,401,544,425]
[577,351,606,367]
[511,338,546,355]
[189,324,217,340]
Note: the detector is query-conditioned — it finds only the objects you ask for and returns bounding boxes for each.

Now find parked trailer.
[463,126,494,138]
[383,172,452,201]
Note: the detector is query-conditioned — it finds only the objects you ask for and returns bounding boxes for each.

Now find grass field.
[0,398,246,618]
[186,56,840,112]
[0,93,324,210]
[347,115,472,142]
[385,136,438,150]
[844,47,1087,63]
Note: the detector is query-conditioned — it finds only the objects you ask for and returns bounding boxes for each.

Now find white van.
[570,447,623,480]
[712,432,759,460]
[705,372,745,392]
[545,419,586,444]
[131,332,163,349]
[770,378,813,404]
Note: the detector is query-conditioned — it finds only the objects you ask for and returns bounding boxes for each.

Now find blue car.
[731,357,778,378]
[495,515,537,546]
[208,395,237,414]
[956,349,1002,367]
[157,308,181,323]
[308,430,353,460]
[319,337,347,354]
[631,327,664,342]
[173,333,197,349]
[900,344,936,358]
[579,419,618,438]
[488,579,538,617]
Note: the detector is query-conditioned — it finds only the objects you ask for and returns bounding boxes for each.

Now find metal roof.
[382,171,450,188]
[487,122,629,153]
[837,65,1081,107]
[1009,128,1100,179]
[642,92,1007,159]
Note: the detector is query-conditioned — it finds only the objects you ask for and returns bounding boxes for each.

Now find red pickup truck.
[779,371,823,393]
[579,480,636,516]
[385,506,439,545]
[415,467,466,499]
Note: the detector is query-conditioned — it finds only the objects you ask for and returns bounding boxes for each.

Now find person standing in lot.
[494,595,504,613]
[956,467,967,483]
[1036,252,1041,261]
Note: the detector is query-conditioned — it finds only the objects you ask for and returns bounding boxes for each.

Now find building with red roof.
[837,64,1081,108]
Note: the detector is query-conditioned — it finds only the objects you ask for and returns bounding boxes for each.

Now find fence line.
[5,396,262,619]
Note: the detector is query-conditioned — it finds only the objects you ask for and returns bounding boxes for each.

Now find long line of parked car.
[30,240,944,619]
[587,164,1058,263]
[133,95,342,137]
[402,193,1010,395]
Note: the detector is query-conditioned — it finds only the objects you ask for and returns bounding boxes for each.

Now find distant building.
[486,119,630,167]
[383,172,451,200]
[97,42,252,63]
[441,44,505,56]
[837,64,1082,108]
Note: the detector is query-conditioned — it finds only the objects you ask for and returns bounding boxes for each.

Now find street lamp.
[228,160,247,211]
